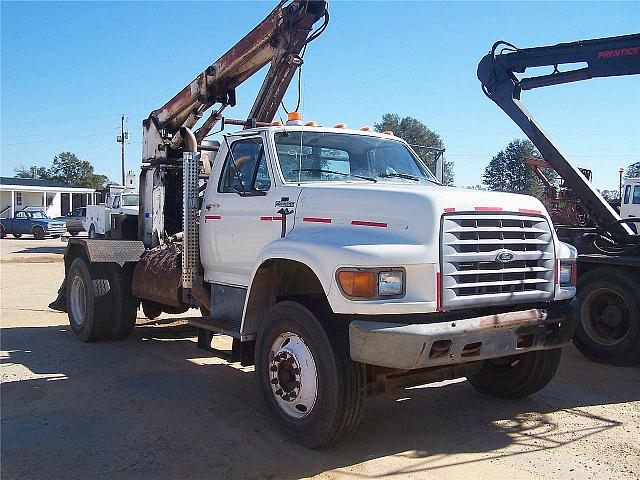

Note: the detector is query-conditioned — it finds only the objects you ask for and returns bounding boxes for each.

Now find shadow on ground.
[2,320,638,479]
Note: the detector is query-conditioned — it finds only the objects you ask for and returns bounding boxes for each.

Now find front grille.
[440,213,555,310]
[47,225,66,234]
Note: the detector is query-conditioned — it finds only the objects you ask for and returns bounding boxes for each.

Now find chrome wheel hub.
[70,275,87,327]
[269,332,318,419]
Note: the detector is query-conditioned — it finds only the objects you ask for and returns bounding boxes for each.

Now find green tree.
[14,152,109,190]
[374,113,453,185]
[625,161,640,179]
[14,166,48,179]
[482,139,558,199]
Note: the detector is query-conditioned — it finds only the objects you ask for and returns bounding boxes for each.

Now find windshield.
[122,194,139,207]
[274,131,438,184]
[29,211,47,219]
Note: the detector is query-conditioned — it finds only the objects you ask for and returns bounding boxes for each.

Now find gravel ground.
[1,248,639,479]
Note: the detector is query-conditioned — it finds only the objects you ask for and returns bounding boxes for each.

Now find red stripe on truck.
[351,220,387,228]
[474,206,503,212]
[204,215,221,221]
[303,217,332,223]
[519,208,542,215]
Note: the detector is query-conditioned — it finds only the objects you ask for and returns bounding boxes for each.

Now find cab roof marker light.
[334,123,347,129]
[286,112,303,126]
[382,130,394,135]
[305,121,318,126]
[360,126,372,131]
[271,120,283,126]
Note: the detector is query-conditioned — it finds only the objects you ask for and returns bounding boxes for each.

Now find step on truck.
[51,0,577,447]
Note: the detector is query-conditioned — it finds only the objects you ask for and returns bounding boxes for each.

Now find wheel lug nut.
[275,388,283,396]
[270,365,278,372]
[271,378,279,385]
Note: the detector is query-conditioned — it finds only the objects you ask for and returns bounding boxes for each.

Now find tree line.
[15,152,110,190]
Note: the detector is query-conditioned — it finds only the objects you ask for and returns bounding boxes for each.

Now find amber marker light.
[337,271,377,298]
[334,123,347,129]
[382,130,394,135]
[271,120,283,126]
[305,121,318,126]
[288,112,302,121]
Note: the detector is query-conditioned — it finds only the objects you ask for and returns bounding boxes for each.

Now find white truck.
[621,177,640,221]
[84,184,139,238]
[51,1,577,448]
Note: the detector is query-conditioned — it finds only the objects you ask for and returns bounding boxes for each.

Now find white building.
[0,177,96,218]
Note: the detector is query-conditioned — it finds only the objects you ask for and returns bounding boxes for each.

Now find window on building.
[15,192,22,206]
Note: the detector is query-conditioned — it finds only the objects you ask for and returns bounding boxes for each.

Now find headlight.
[559,262,576,286]
[336,268,405,299]
[378,271,404,296]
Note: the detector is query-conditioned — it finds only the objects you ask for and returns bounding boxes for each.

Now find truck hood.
[292,182,551,245]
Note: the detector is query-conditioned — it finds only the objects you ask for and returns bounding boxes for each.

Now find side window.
[219,138,270,193]
[15,212,26,219]
[633,186,640,205]
[624,185,632,204]
[112,196,121,208]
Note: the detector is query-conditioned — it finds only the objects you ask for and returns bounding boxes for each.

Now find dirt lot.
[1,238,639,479]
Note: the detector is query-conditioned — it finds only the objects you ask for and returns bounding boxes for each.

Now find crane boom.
[143,0,327,162]
[477,33,640,242]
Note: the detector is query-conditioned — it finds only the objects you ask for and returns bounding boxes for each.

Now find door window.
[624,185,632,204]
[219,138,271,193]
[633,185,640,205]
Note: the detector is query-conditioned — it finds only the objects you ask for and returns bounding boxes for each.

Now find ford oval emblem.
[495,250,515,263]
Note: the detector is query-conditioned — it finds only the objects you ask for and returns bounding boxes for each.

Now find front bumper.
[349,300,577,369]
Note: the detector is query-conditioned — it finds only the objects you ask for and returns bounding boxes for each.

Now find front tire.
[33,226,45,240]
[255,301,365,448]
[467,348,562,399]
[574,267,640,366]
[88,224,96,239]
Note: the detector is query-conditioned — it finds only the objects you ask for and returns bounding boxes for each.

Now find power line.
[3,131,120,146]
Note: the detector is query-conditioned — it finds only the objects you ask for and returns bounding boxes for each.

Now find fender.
[240,227,440,336]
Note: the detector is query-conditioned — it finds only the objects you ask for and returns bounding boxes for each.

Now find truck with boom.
[477,33,640,366]
[52,1,577,447]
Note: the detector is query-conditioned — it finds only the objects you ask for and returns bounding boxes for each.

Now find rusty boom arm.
[142,0,327,163]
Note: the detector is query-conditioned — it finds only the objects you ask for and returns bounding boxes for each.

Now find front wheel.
[88,224,97,239]
[467,348,562,399]
[255,301,365,448]
[33,226,45,240]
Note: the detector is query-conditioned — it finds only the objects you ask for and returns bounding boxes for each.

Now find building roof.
[0,177,92,190]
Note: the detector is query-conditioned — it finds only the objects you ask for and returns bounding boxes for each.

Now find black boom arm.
[478,34,640,241]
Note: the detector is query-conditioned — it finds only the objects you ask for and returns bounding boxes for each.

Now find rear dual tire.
[255,301,365,448]
[67,257,138,342]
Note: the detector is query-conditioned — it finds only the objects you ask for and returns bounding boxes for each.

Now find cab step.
[189,316,255,366]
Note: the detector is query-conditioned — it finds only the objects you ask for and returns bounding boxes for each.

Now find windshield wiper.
[378,172,420,181]
[292,168,377,183]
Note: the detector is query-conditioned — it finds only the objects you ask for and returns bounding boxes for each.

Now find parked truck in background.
[478,33,640,366]
[0,208,66,239]
[84,184,139,239]
[51,1,578,447]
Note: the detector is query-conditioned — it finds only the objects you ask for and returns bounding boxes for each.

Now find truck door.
[13,211,30,234]
[201,135,277,284]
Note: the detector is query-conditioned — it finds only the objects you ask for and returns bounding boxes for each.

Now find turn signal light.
[338,271,376,298]
[334,123,347,129]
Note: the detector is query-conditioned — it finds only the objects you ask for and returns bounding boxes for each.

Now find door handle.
[206,203,219,210]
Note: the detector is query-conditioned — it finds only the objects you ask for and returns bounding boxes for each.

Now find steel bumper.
[349,300,577,369]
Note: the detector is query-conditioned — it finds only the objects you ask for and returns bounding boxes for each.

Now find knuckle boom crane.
[478,33,640,365]
[140,0,327,246]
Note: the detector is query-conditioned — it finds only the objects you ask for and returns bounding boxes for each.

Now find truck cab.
[621,177,640,221]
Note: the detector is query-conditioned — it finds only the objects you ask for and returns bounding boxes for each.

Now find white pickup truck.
[84,185,139,238]
[57,123,578,447]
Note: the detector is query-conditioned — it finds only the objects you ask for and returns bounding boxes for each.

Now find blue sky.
[1,1,638,190]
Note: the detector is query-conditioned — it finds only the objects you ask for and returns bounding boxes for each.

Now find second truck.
[52,1,578,447]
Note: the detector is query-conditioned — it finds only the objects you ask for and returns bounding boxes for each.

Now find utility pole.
[117,114,129,186]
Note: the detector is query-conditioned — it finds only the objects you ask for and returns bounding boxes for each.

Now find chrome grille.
[440,213,555,310]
